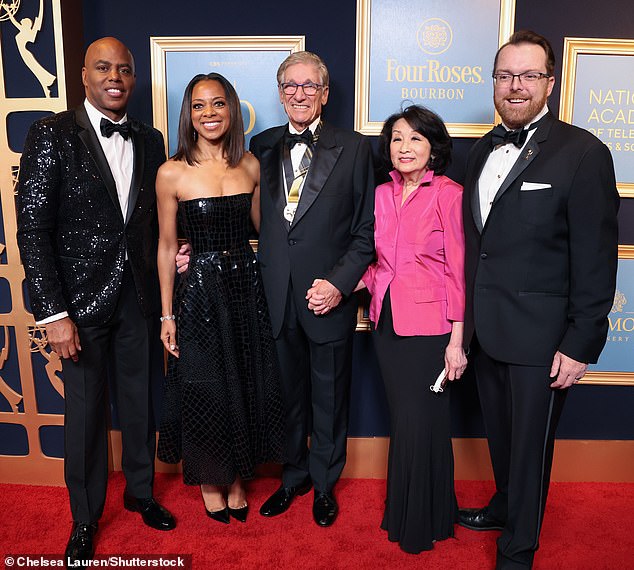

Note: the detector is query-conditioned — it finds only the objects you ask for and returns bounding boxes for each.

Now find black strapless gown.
[158,193,285,485]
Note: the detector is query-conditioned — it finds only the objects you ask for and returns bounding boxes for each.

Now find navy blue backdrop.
[75,0,634,440]
[2,0,632,461]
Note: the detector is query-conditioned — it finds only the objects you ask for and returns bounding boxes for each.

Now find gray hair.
[277,51,329,86]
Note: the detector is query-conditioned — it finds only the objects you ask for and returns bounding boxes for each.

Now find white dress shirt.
[478,105,548,225]
[84,99,134,218]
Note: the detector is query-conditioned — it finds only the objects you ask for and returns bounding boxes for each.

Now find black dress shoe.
[123,494,176,531]
[65,522,97,568]
[259,477,312,517]
[205,506,230,524]
[228,504,249,523]
[313,491,338,527]
[458,507,505,531]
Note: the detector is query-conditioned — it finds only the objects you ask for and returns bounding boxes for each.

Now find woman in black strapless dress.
[156,73,285,524]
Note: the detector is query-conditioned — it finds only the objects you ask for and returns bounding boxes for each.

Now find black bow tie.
[490,114,549,149]
[285,129,313,149]
[100,118,131,140]
[490,124,528,148]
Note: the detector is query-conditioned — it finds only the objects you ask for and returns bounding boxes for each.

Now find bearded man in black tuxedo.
[459,30,619,569]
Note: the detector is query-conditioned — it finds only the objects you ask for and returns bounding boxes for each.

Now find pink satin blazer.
[363,170,465,336]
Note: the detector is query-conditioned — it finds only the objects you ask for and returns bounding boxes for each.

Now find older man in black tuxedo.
[459,30,619,569]
[17,37,175,567]
[250,51,375,527]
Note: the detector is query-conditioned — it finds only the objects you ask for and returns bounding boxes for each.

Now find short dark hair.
[494,30,555,76]
[379,105,452,175]
[173,73,245,167]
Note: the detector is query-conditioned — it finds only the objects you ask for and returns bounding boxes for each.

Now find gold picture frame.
[582,245,634,385]
[354,0,516,137]
[150,35,305,157]
[559,37,634,198]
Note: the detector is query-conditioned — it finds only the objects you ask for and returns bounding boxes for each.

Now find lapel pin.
[524,149,534,160]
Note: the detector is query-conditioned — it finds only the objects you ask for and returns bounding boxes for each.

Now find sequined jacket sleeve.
[17,116,68,321]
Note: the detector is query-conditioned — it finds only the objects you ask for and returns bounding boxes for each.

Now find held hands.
[175,243,192,274]
[306,278,343,316]
[46,317,81,362]
[549,350,587,389]
[444,344,467,381]
[161,320,179,358]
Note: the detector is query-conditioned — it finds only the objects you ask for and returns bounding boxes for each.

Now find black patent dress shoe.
[123,493,176,530]
[313,491,338,527]
[259,477,312,517]
[228,504,249,523]
[206,506,230,524]
[65,522,97,568]
[458,507,505,531]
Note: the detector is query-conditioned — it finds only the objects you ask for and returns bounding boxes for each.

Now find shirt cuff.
[36,311,69,325]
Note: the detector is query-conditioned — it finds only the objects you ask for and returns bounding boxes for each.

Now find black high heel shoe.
[228,504,248,523]
[201,486,230,524]
[205,506,230,524]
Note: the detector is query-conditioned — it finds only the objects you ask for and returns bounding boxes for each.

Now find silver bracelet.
[160,314,176,322]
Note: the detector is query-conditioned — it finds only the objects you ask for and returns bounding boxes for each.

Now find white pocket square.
[520,182,552,191]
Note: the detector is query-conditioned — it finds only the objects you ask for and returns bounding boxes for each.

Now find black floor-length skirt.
[373,289,458,553]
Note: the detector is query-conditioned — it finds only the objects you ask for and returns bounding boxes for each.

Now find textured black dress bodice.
[158,193,285,485]
[179,194,252,254]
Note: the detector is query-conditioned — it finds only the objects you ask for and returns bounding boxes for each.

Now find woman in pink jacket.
[360,105,467,553]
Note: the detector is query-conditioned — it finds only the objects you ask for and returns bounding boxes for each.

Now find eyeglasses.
[492,72,551,84]
[280,81,323,96]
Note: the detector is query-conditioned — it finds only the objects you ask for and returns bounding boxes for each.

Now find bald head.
[84,37,135,71]
[82,37,136,121]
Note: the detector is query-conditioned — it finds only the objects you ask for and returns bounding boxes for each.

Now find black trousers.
[274,285,353,493]
[63,264,155,524]
[472,339,567,569]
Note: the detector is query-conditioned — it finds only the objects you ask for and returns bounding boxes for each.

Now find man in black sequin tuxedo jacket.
[249,51,375,527]
[17,37,175,566]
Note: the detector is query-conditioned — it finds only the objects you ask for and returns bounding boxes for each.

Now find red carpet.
[1,473,632,569]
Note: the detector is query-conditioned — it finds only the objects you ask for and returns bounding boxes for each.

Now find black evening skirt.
[372,289,458,553]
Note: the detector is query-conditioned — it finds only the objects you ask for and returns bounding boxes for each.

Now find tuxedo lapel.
[491,139,540,206]
[259,129,288,231]
[75,106,123,224]
[291,123,342,228]
[469,135,493,233]
[491,113,554,207]
[125,122,145,225]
